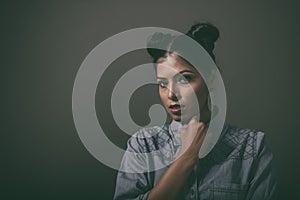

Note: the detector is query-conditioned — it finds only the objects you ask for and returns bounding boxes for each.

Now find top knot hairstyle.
[147,23,220,63]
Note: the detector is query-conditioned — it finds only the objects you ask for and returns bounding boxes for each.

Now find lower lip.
[169,107,184,114]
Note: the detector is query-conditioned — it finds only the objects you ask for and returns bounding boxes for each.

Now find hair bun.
[186,23,219,54]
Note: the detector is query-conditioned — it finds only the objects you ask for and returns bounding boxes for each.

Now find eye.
[157,79,168,88]
[178,74,193,84]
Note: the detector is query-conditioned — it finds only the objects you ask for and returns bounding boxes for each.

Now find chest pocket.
[211,182,249,200]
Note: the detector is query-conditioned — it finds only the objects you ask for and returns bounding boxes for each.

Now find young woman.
[114,23,277,200]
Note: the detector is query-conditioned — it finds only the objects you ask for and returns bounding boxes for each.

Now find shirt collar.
[169,120,182,146]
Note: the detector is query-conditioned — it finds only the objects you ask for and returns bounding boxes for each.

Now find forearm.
[148,150,198,200]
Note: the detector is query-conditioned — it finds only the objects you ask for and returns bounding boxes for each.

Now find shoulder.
[212,124,268,160]
[126,125,172,153]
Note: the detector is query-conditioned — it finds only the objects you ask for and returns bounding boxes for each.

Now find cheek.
[180,89,195,100]
[181,84,201,99]
[159,89,167,105]
[182,84,207,105]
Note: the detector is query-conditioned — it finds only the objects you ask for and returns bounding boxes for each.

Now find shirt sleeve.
[113,135,152,200]
[245,132,278,200]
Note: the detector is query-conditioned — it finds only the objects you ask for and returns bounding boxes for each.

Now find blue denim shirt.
[114,121,277,200]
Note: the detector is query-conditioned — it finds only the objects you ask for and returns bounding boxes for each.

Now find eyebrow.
[157,69,195,79]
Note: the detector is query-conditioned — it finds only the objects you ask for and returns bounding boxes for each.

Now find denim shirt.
[114,121,277,200]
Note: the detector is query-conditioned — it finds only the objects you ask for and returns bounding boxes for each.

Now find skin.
[148,54,210,200]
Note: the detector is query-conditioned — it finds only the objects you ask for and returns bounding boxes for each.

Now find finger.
[188,116,198,126]
[188,118,199,135]
[198,122,206,130]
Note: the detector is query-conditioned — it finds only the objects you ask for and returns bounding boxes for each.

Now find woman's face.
[156,54,209,123]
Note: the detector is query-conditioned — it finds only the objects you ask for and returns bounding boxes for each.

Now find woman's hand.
[177,116,207,159]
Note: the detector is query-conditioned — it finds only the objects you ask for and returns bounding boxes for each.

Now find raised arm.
[148,117,207,200]
[114,117,207,200]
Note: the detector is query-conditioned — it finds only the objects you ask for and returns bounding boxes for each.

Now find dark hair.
[147,23,220,63]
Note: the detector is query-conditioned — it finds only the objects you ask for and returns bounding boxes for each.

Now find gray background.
[3,0,299,199]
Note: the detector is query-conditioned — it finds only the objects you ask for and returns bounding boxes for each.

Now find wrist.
[176,148,198,166]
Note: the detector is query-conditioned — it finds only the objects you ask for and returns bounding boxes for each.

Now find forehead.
[156,55,197,76]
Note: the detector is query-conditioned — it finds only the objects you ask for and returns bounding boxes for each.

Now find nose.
[168,83,180,101]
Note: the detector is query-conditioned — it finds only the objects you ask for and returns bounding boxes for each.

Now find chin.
[169,113,181,122]
[171,116,181,121]
[170,114,191,124]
